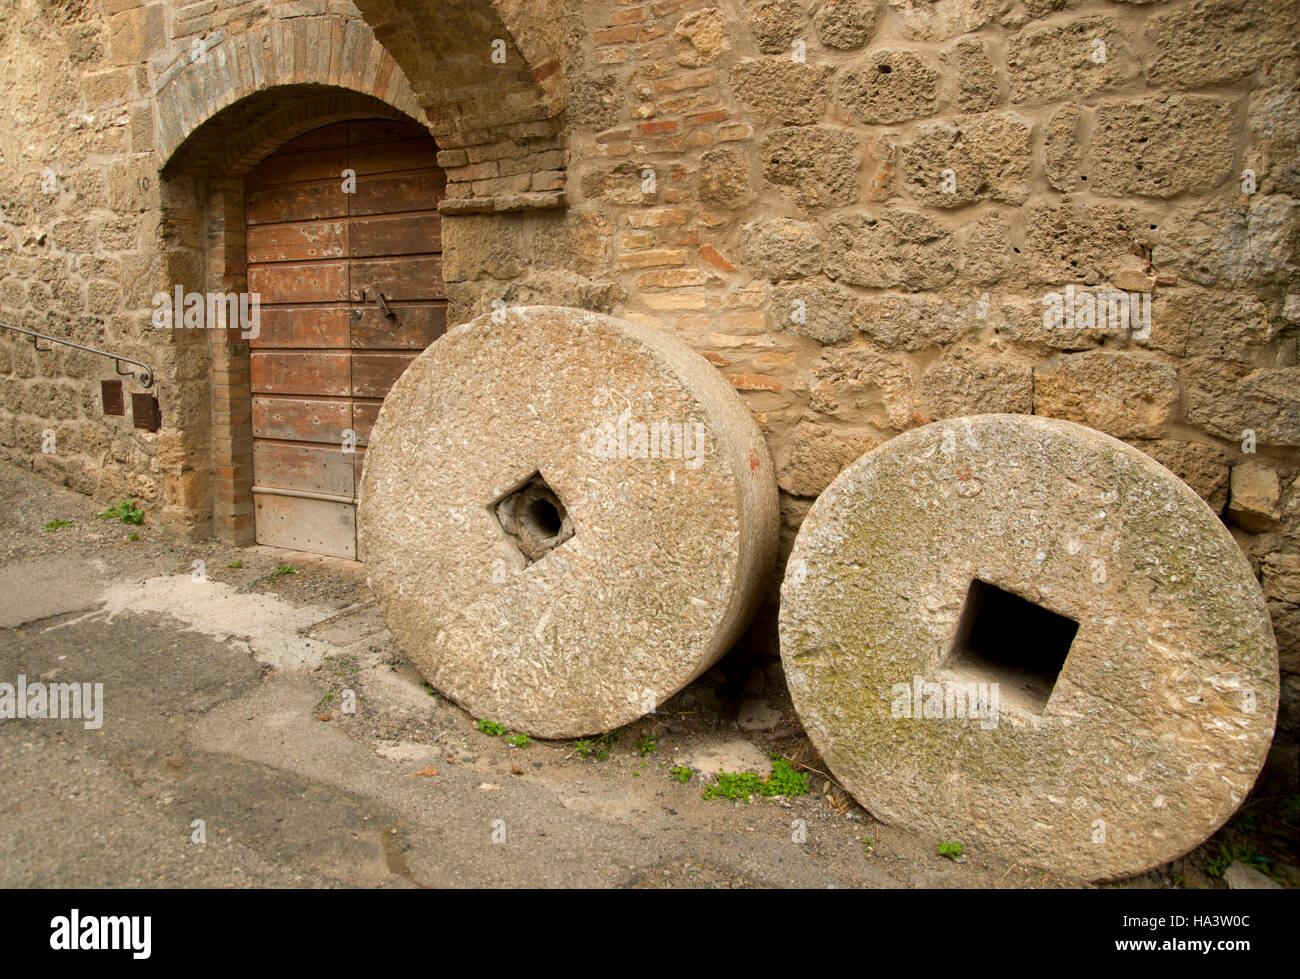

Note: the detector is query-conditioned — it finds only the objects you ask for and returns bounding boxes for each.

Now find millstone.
[359,306,778,739]
[779,414,1278,881]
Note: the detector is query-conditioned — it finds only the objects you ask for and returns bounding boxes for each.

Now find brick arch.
[154,14,425,169]
[351,0,565,128]
[350,0,568,213]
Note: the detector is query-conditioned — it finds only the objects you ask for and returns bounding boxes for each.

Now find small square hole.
[492,471,573,565]
[945,579,1079,716]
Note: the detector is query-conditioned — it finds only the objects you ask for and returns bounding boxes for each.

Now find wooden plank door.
[245,119,446,559]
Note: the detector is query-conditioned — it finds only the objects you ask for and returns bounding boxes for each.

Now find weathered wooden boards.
[245,119,446,558]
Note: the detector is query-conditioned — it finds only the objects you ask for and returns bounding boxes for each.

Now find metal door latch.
[357,285,397,323]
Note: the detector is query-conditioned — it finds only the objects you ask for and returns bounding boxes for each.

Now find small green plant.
[594,730,620,760]
[477,718,506,737]
[863,834,877,857]
[269,563,296,579]
[638,735,658,756]
[507,733,531,747]
[227,559,242,569]
[127,532,139,542]
[702,755,810,802]
[1280,794,1300,822]
[422,682,435,697]
[1206,842,1279,882]
[95,500,143,524]
[1229,810,1259,833]
[575,730,621,760]
[42,518,71,531]
[938,842,964,861]
[670,765,692,784]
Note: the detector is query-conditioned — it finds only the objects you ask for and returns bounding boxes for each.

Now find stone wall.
[0,0,1297,762]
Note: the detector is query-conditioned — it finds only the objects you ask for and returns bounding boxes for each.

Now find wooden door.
[245,119,446,559]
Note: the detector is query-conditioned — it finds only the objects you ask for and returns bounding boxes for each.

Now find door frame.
[192,94,429,547]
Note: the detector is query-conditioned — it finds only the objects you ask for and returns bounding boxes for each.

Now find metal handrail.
[0,322,155,388]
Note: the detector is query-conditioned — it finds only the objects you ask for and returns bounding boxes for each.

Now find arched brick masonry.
[155,14,433,544]
[153,15,426,167]
[350,0,568,213]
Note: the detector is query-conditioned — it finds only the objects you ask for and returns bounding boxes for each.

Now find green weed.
[702,755,809,802]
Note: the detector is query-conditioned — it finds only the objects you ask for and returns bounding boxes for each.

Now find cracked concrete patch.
[52,574,353,670]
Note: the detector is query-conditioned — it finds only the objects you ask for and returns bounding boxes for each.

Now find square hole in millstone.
[492,471,574,565]
[945,579,1079,716]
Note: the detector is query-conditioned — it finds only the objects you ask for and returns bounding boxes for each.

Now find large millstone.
[359,306,778,739]
[779,414,1278,881]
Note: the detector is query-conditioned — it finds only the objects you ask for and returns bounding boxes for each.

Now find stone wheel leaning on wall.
[779,414,1279,882]
[358,306,779,739]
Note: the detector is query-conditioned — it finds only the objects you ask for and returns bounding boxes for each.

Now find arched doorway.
[244,118,446,559]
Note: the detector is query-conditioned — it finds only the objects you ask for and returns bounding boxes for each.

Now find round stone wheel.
[359,306,778,739]
[779,414,1278,881]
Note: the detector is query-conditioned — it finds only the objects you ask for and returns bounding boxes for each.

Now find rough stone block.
[761,126,860,210]
[899,112,1030,207]
[887,0,1007,40]
[918,346,1033,417]
[1183,360,1300,447]
[1021,201,1149,286]
[814,0,875,50]
[730,59,834,125]
[776,420,880,497]
[674,7,727,66]
[1147,0,1298,90]
[824,211,958,291]
[1161,196,1300,288]
[741,218,823,279]
[1088,96,1237,199]
[948,37,1001,111]
[770,276,856,344]
[697,148,752,207]
[1229,461,1284,533]
[1007,16,1132,105]
[1247,86,1300,197]
[809,343,914,428]
[852,292,980,351]
[836,49,939,124]
[1033,351,1179,438]
[744,0,810,54]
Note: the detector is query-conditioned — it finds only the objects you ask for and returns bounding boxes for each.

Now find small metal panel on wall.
[101,380,125,416]
[131,393,161,432]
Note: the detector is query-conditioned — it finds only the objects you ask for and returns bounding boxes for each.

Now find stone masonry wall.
[0,0,1297,766]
